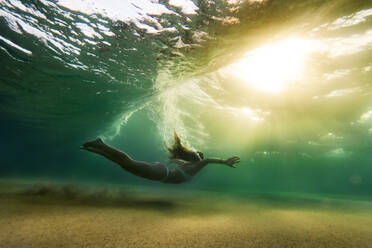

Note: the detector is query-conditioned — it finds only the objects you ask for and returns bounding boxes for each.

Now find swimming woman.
[81,132,240,184]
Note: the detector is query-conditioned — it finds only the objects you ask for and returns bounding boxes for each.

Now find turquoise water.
[1,0,372,197]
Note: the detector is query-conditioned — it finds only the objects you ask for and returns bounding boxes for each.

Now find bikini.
[175,166,193,182]
[161,164,193,182]
[162,164,170,180]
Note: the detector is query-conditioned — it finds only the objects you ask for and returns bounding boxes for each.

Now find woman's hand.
[224,156,240,168]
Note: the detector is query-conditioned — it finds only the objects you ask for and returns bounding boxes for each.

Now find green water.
[1,0,372,198]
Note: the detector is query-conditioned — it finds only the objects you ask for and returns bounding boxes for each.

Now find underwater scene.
[1,0,372,247]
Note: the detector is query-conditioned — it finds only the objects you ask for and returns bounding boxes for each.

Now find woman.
[81,132,240,184]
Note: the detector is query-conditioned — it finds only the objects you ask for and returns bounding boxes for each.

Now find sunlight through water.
[228,38,319,93]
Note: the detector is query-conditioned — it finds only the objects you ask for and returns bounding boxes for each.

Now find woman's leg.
[81,138,167,181]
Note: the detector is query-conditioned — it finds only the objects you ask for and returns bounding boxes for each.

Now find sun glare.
[230,38,316,93]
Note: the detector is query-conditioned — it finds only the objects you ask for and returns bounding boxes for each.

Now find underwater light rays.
[225,38,319,93]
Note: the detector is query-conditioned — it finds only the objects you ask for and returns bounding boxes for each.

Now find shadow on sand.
[11,184,178,211]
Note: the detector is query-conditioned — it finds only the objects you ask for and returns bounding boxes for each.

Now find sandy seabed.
[1,180,372,248]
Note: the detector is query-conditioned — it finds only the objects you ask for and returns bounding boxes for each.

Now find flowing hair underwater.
[166,131,204,162]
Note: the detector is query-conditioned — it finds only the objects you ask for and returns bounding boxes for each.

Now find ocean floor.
[1,180,372,248]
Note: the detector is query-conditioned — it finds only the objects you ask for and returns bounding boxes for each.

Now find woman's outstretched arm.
[206,156,241,168]
[181,156,240,176]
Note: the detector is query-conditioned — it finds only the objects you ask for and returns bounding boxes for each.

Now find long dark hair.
[166,131,204,162]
